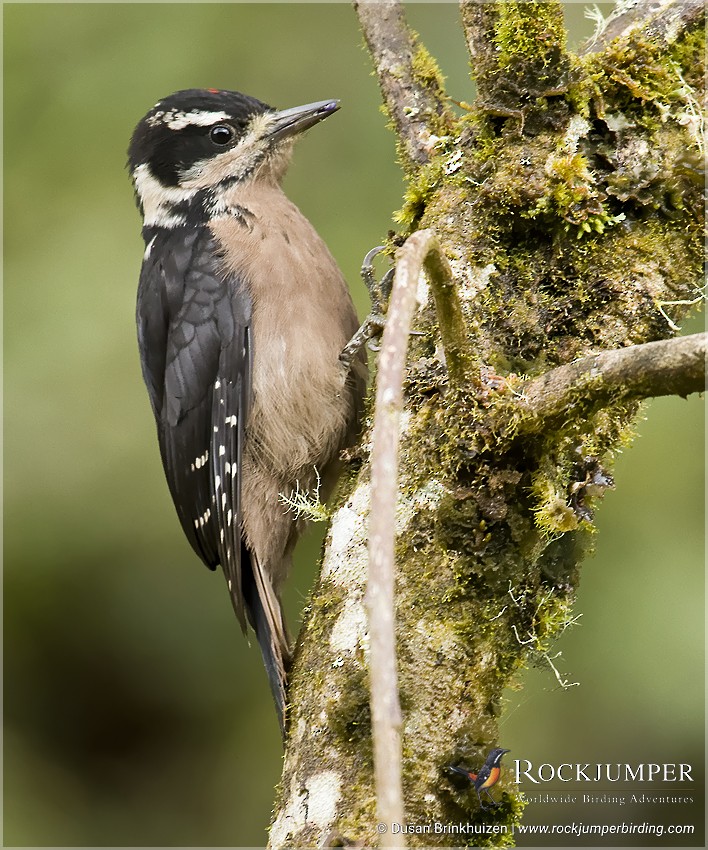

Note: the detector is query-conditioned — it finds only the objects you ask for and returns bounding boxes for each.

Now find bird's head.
[489,747,510,766]
[128,88,339,227]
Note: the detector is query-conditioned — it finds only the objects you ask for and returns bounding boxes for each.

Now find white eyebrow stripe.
[163,110,230,130]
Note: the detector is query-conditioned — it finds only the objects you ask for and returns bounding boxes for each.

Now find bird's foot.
[360,245,394,312]
[339,246,394,368]
[339,313,386,368]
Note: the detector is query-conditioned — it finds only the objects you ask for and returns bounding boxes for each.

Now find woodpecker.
[128,89,366,733]
[449,747,510,809]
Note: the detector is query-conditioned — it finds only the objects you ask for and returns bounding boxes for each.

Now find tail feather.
[242,551,291,736]
[449,765,477,781]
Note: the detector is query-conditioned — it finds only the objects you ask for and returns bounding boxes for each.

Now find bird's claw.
[360,245,394,314]
[340,313,386,368]
[339,245,395,368]
[341,245,424,366]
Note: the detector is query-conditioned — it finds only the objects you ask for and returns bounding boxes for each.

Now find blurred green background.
[4,3,703,847]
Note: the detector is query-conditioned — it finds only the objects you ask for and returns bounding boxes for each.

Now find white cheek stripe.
[133,163,197,227]
[133,163,196,204]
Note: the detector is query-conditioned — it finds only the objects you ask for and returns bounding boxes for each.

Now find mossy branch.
[458,0,501,83]
[580,0,705,56]
[353,0,454,171]
[423,238,477,389]
[459,0,570,120]
[365,229,477,838]
[514,332,706,435]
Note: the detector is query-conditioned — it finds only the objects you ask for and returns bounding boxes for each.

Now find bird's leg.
[339,246,392,369]
[483,789,500,808]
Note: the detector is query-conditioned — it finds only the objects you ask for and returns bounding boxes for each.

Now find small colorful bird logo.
[449,747,510,809]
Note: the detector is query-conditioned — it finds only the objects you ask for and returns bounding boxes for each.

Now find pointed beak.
[267,99,340,141]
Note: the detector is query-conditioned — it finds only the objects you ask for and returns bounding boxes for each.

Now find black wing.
[136,226,252,631]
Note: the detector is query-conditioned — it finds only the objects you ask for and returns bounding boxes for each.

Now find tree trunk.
[269,1,705,845]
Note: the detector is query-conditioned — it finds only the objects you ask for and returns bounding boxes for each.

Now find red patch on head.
[206,88,220,94]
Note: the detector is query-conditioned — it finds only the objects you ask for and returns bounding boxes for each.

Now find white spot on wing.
[192,449,209,470]
[195,507,212,528]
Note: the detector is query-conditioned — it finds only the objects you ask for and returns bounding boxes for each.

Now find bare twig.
[579,0,705,56]
[354,0,453,169]
[367,233,438,845]
[519,333,706,431]
[354,230,474,840]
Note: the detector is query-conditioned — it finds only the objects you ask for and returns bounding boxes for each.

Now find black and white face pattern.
[129,89,340,229]
[128,88,276,228]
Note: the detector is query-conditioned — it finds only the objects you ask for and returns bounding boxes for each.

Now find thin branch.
[579,0,705,56]
[353,0,453,169]
[422,234,476,388]
[367,234,440,846]
[366,231,477,838]
[518,333,706,431]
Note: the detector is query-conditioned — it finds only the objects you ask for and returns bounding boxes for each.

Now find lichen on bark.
[269,2,705,846]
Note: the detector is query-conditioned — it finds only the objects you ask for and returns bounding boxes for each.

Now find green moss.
[583,24,706,129]
[532,487,579,534]
[531,589,578,649]
[394,157,445,230]
[521,150,627,236]
[326,665,373,745]
[411,39,446,92]
[565,55,594,118]
[669,24,705,89]
[495,1,567,69]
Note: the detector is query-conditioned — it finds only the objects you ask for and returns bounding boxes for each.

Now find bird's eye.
[210,124,235,146]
